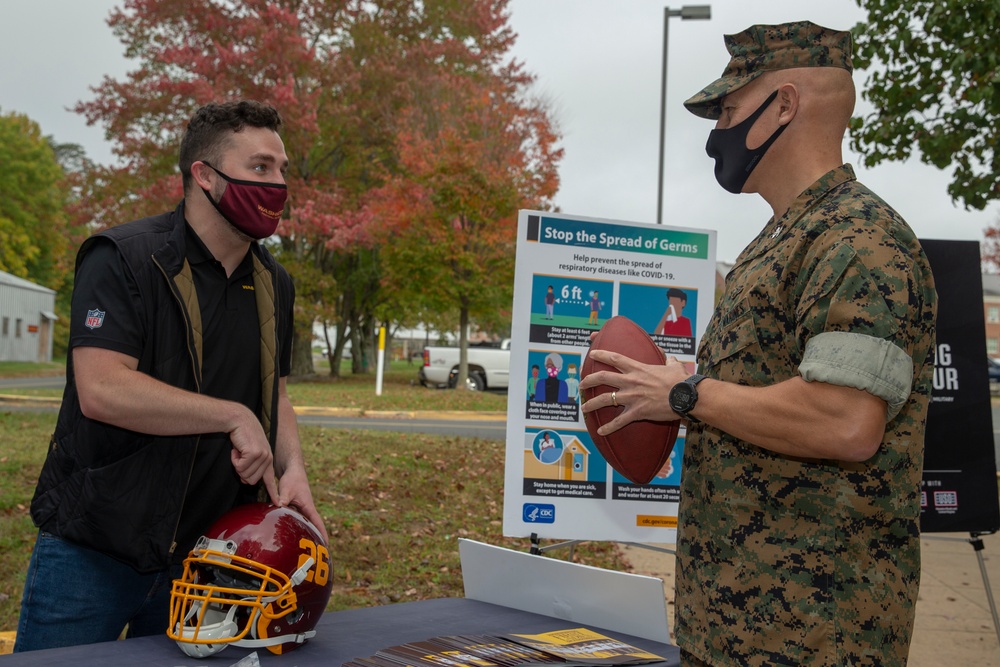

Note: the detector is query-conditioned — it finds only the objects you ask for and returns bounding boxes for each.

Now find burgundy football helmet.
[167,503,332,657]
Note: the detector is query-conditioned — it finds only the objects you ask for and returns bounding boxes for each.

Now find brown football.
[581,315,680,485]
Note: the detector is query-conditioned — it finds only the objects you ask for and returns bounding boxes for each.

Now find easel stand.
[529,533,676,558]
[922,530,1000,649]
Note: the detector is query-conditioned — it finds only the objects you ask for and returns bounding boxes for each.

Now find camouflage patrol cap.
[684,20,853,120]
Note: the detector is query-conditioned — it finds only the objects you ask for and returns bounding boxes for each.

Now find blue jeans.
[14,531,182,652]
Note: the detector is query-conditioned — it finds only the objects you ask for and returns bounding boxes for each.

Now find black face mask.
[705,90,788,194]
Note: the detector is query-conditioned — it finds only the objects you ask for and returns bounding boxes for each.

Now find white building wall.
[0,271,58,363]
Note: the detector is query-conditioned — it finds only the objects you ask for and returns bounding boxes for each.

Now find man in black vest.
[15,101,325,652]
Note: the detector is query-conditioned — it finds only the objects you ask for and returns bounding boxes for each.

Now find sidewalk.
[619,530,1000,665]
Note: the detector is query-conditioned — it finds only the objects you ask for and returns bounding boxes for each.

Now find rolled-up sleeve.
[799,331,913,421]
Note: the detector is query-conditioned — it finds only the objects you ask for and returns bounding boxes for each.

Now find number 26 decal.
[297,538,331,586]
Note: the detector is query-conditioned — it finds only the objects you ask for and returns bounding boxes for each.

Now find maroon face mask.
[201,162,288,240]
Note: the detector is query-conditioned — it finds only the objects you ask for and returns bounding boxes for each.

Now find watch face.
[670,383,695,412]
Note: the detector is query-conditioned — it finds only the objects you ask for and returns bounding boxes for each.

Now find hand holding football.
[581,316,680,485]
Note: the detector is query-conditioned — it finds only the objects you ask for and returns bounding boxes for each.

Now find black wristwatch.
[669,374,707,421]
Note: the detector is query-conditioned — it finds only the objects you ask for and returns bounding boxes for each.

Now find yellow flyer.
[503,628,665,665]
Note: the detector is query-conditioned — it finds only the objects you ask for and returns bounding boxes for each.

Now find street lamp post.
[656,5,711,225]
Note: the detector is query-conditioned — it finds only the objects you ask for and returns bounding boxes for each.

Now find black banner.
[920,239,1000,533]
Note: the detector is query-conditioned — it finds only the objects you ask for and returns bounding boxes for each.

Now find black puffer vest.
[30,201,288,573]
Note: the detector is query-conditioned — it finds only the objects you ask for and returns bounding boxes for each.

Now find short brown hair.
[179,101,282,192]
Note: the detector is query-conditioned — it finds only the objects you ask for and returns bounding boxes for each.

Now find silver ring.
[611,391,618,407]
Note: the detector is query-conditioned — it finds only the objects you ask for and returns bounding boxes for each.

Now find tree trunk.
[323,321,345,379]
[290,320,315,378]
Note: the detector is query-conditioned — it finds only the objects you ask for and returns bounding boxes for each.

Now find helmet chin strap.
[234,630,318,649]
[290,556,315,586]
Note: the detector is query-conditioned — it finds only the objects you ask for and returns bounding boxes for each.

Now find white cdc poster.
[502,210,717,544]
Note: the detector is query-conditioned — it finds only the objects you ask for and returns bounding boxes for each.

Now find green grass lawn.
[0,361,625,633]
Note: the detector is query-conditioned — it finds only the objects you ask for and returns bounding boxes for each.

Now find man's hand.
[276,465,328,544]
[579,349,689,436]
[272,377,328,544]
[228,416,279,504]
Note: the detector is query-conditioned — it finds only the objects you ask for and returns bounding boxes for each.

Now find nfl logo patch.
[85,309,106,330]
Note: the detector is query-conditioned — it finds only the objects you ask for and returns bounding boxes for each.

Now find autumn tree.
[851,1,999,211]
[74,0,558,377]
[375,65,561,388]
[303,0,558,377]
[0,110,72,292]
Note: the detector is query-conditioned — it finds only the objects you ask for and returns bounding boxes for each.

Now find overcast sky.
[3,0,996,263]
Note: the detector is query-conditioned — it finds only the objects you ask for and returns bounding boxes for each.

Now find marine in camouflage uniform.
[675,165,936,665]
[673,22,938,666]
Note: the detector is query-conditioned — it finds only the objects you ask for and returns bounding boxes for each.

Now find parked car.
[988,357,1000,393]
[419,340,511,391]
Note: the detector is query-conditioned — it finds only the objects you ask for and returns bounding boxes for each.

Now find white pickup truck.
[419,339,511,391]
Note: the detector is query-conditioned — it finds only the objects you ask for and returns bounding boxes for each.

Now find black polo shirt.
[183,223,261,407]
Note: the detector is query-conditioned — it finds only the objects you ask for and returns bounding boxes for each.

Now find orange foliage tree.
[373,66,561,387]
[72,0,560,375]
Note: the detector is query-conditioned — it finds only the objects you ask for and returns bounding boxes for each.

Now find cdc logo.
[522,503,555,524]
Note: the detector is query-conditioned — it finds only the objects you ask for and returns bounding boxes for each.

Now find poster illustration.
[503,211,717,543]
[524,349,582,422]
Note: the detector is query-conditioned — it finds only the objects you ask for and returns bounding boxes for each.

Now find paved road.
[0,376,66,390]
